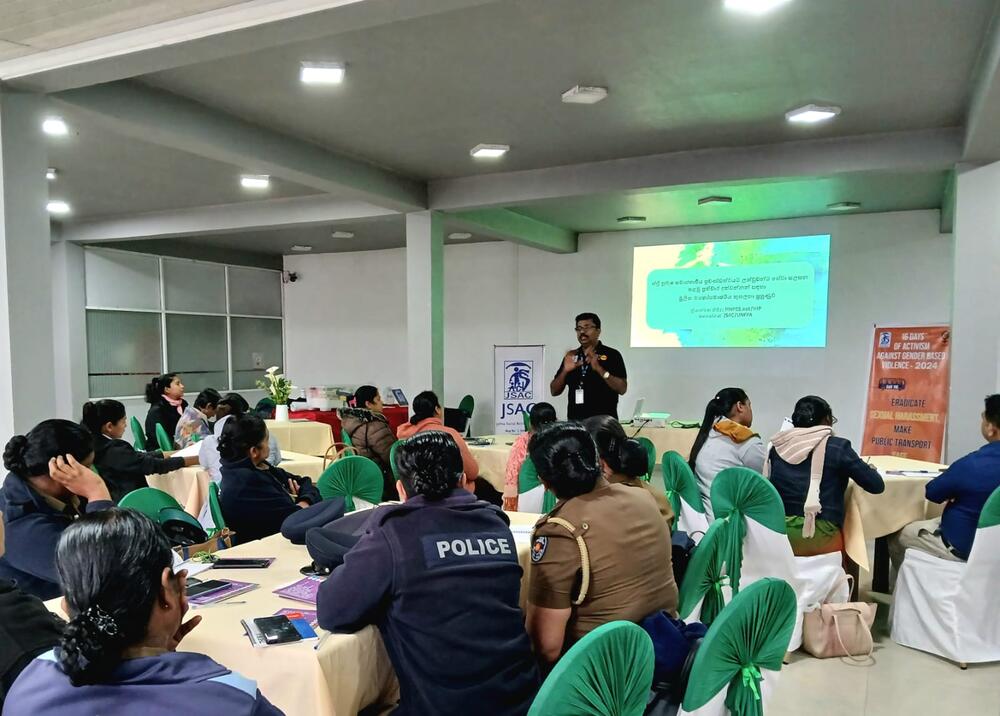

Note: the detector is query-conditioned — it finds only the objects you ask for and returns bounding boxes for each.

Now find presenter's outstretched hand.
[584,348,603,373]
[561,350,579,374]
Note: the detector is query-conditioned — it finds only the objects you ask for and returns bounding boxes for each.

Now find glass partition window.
[84,249,283,399]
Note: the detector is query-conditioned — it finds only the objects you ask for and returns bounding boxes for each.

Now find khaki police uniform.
[608,472,674,533]
[528,477,678,645]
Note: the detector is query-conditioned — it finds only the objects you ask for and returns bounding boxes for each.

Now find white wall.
[284,210,953,448]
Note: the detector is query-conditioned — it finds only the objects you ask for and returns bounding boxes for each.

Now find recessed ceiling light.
[240,174,270,189]
[617,216,647,224]
[291,244,313,252]
[698,195,733,206]
[300,61,346,85]
[827,201,861,211]
[46,168,57,181]
[724,0,793,15]
[42,116,68,136]
[561,85,609,105]
[330,231,355,239]
[47,200,71,215]
[785,104,841,124]
[470,144,509,159]
[448,232,473,240]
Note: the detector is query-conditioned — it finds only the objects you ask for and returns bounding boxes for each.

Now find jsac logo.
[879,331,892,348]
[504,360,533,400]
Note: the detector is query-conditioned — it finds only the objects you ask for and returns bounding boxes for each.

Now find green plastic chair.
[636,436,656,481]
[678,519,729,626]
[388,439,404,480]
[710,467,786,597]
[317,455,384,511]
[681,578,797,716]
[118,487,182,521]
[979,483,1000,529]
[130,417,147,451]
[662,450,707,534]
[523,411,532,431]
[518,458,557,513]
[208,482,226,536]
[155,423,174,452]
[458,394,475,435]
[528,621,654,716]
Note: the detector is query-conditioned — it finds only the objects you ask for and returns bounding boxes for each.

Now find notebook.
[188,579,259,606]
[273,576,325,604]
[274,608,319,629]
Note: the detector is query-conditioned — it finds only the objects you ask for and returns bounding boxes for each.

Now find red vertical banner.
[861,325,951,462]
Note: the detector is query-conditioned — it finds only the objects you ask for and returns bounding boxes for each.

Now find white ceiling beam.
[448,208,577,254]
[428,128,963,212]
[53,81,426,212]
[963,3,1000,160]
[59,194,396,243]
[1,0,498,93]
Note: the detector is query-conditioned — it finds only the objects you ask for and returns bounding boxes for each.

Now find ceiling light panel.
[42,117,68,136]
[46,168,57,181]
[330,231,355,239]
[300,61,345,85]
[724,0,794,15]
[561,85,608,104]
[448,232,473,240]
[785,104,840,124]
[240,174,270,189]
[47,200,70,215]
[470,144,509,158]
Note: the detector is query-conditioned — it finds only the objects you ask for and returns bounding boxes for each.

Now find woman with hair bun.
[0,420,113,599]
[525,423,677,667]
[766,395,885,556]
[143,373,187,450]
[317,430,539,716]
[3,508,283,715]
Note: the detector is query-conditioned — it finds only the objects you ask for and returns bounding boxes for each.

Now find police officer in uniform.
[525,423,678,668]
[316,431,539,716]
[550,312,628,420]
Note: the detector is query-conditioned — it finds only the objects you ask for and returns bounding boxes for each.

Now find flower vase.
[274,404,290,422]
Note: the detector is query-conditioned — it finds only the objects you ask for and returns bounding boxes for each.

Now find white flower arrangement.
[256,366,295,404]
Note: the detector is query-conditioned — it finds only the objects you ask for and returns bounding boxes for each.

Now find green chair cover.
[527,621,654,716]
[118,487,182,521]
[978,484,1000,529]
[542,490,557,513]
[317,455,384,511]
[523,411,532,431]
[458,394,475,418]
[710,467,786,596]
[678,519,729,625]
[636,437,656,481]
[389,439,404,479]
[341,428,353,447]
[681,578,797,716]
[519,458,557,513]
[208,482,226,535]
[661,451,705,526]
[130,417,147,451]
[155,423,174,452]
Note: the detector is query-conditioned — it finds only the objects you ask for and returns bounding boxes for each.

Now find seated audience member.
[3,509,283,716]
[82,400,199,504]
[890,394,1000,567]
[317,432,539,715]
[0,421,114,599]
[202,394,282,486]
[143,373,187,449]
[339,385,396,500]
[526,423,678,667]
[766,395,884,556]
[688,388,766,519]
[397,391,480,481]
[503,402,557,512]
[583,415,674,531]
[218,415,321,545]
[173,389,220,448]
[0,580,63,708]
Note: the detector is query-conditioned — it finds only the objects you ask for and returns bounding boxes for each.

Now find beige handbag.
[801,576,876,661]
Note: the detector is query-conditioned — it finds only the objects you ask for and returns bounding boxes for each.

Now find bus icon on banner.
[878,378,906,391]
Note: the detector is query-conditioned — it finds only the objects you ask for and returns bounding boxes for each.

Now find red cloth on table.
[291,405,409,442]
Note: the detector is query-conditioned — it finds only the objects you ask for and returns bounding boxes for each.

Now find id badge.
[574,388,585,405]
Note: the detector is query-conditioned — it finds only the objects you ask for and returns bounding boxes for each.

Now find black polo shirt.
[555,342,627,420]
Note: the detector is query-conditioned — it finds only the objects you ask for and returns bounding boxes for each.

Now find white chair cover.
[891,524,1000,663]
[518,485,546,514]
[738,519,808,649]
[678,496,711,542]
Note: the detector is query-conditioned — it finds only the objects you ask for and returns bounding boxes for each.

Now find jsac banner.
[861,325,951,462]
[494,345,546,434]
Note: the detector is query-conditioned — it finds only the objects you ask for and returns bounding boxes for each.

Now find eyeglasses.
[575,324,597,332]
[832,416,839,425]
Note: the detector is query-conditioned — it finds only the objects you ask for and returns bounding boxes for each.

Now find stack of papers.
[189,580,258,606]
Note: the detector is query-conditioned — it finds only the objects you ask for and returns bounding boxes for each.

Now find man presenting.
[550,312,627,420]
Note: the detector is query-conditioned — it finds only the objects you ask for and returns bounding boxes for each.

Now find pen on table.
[195,600,247,607]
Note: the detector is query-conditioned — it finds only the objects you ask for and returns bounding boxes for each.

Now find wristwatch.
[602,371,610,380]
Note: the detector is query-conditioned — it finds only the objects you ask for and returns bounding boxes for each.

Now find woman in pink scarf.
[143,373,187,450]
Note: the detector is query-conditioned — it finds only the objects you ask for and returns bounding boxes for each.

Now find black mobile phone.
[211,558,272,569]
[253,616,302,645]
[186,579,230,598]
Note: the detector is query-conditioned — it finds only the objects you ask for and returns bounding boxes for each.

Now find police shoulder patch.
[530,536,549,563]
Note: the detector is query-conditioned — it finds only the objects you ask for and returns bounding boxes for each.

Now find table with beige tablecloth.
[148,451,327,518]
[46,511,539,715]
[266,419,335,457]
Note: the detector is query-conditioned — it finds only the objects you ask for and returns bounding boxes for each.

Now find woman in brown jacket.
[339,386,396,500]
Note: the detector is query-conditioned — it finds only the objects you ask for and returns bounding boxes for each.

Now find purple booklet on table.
[273,576,325,604]
[189,580,259,606]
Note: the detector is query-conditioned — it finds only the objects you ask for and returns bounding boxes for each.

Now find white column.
[405,211,444,401]
[0,91,56,438]
[51,241,88,419]
[948,162,1000,460]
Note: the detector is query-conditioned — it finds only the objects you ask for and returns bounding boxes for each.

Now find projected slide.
[630,235,830,348]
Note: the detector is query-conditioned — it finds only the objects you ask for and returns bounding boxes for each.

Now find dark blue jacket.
[4,648,283,716]
[768,437,885,527]
[219,457,321,545]
[317,489,539,716]
[927,441,1000,559]
[0,474,113,600]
